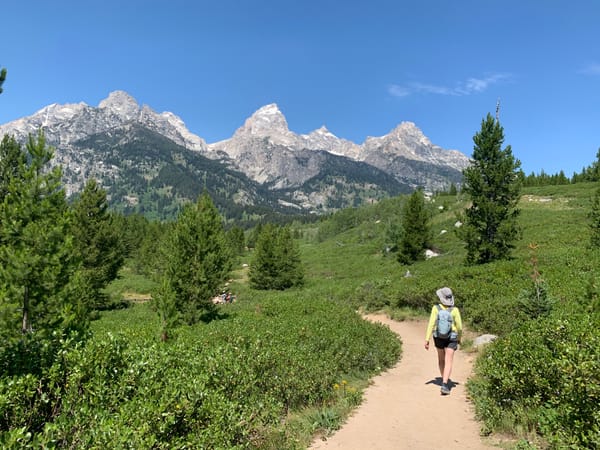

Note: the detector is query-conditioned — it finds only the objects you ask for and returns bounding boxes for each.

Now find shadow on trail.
[425,377,459,389]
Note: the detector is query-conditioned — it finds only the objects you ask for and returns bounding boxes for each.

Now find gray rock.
[473,334,498,348]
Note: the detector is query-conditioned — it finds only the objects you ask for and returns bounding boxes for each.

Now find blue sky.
[1,0,599,175]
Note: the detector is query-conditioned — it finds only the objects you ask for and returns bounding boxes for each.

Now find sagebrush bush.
[468,304,600,448]
[0,296,401,448]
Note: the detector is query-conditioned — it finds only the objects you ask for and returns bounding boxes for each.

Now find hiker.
[424,287,463,395]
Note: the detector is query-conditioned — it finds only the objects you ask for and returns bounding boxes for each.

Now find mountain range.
[0,91,470,221]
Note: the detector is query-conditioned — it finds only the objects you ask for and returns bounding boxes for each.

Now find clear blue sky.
[2,0,599,175]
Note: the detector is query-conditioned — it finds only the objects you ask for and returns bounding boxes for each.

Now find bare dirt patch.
[121,292,152,303]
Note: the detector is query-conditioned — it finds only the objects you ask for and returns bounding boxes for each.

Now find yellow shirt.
[425,304,462,341]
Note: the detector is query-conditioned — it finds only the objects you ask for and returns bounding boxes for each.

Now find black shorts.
[433,336,458,350]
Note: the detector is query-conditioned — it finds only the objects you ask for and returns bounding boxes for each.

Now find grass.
[102,265,158,303]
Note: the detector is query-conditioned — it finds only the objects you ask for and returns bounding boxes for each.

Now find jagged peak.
[236,103,290,137]
[393,121,418,131]
[311,125,336,137]
[253,103,282,116]
[97,90,143,123]
[98,91,140,116]
[98,90,138,108]
[98,90,139,109]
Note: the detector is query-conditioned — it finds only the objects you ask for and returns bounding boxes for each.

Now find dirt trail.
[310,314,496,450]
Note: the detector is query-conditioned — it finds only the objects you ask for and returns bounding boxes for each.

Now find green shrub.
[0,296,401,448]
[469,305,600,448]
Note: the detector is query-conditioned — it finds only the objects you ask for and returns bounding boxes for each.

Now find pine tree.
[397,190,430,265]
[153,279,180,341]
[249,224,278,289]
[0,135,26,202]
[226,225,246,255]
[517,243,555,320]
[249,224,304,290]
[70,179,125,310]
[589,186,600,248]
[274,226,304,289]
[0,132,83,339]
[589,148,600,182]
[460,113,522,264]
[0,67,6,94]
[159,192,232,324]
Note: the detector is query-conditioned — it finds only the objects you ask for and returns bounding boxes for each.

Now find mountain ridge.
[0,91,470,220]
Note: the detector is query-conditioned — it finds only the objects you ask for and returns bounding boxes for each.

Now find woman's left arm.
[453,308,463,340]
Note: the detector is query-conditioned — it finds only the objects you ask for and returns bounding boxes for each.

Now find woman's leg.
[436,347,445,379]
[442,347,455,385]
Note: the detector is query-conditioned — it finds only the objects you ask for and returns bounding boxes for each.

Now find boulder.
[473,334,498,348]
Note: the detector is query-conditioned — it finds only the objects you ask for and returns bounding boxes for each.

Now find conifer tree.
[274,225,304,289]
[0,134,25,202]
[153,279,180,341]
[71,178,125,310]
[0,132,83,338]
[589,186,600,248]
[226,225,246,255]
[249,224,304,290]
[249,224,278,289]
[0,67,6,94]
[397,189,430,265]
[159,192,232,324]
[460,113,522,264]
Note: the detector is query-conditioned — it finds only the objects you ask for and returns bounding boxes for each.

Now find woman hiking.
[424,287,463,395]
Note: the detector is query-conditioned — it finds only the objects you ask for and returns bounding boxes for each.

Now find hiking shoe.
[440,384,451,395]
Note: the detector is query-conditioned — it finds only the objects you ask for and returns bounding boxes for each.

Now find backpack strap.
[436,304,453,312]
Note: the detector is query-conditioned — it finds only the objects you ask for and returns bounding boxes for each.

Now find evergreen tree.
[460,113,522,264]
[0,67,6,94]
[249,224,304,290]
[152,279,180,341]
[0,132,84,339]
[0,134,26,202]
[249,224,278,289]
[70,179,125,310]
[274,226,304,289]
[131,220,166,276]
[159,192,232,324]
[589,148,600,182]
[226,225,246,255]
[246,222,263,249]
[517,244,555,320]
[397,190,430,265]
[589,186,600,248]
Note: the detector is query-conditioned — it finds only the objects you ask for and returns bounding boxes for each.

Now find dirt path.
[310,314,497,450]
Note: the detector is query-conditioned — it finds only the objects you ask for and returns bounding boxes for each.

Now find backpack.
[435,304,453,339]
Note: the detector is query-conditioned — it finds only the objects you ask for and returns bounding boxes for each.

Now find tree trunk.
[22,285,31,333]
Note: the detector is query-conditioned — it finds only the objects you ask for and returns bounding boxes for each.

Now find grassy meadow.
[8,181,595,448]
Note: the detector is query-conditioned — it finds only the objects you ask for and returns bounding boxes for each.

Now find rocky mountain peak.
[311,125,335,137]
[390,121,432,146]
[236,103,289,137]
[98,90,141,121]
